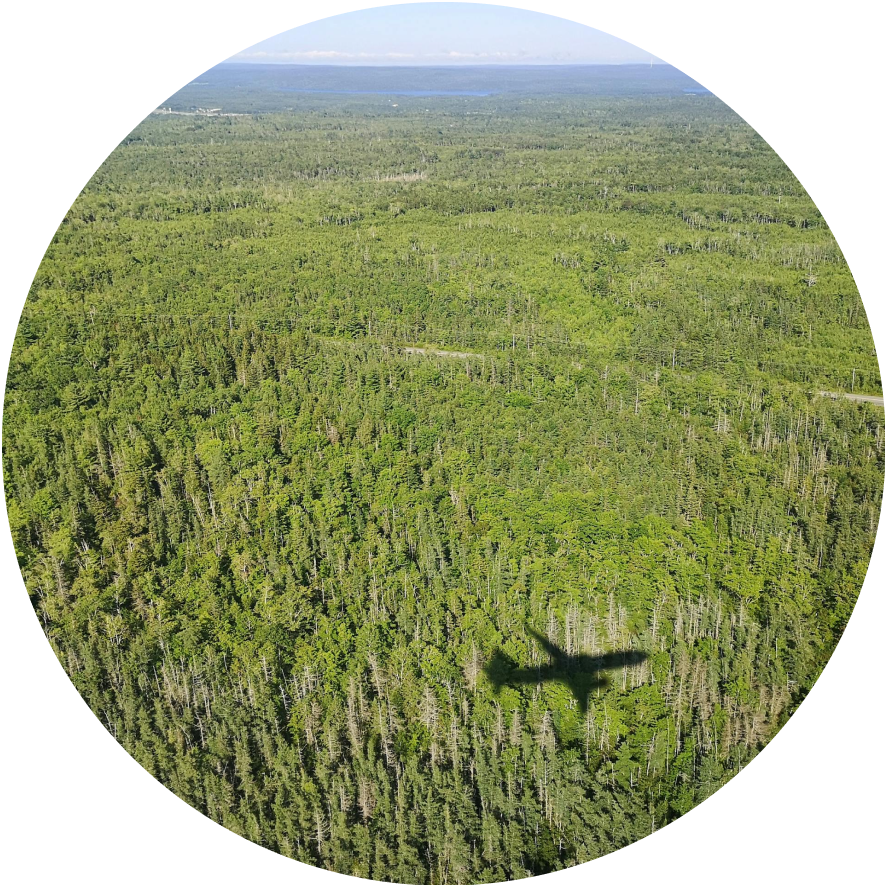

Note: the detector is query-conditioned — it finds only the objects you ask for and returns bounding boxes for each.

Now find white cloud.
[438,50,522,59]
[231,48,587,64]
[233,49,420,61]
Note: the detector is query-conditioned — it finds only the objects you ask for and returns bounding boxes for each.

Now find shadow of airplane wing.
[525,626,565,662]
[578,650,648,671]
[504,665,561,686]
[483,649,522,690]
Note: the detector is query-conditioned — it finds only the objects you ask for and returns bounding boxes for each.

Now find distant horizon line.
[219,61,676,69]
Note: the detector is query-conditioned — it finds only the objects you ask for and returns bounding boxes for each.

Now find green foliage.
[3,72,882,883]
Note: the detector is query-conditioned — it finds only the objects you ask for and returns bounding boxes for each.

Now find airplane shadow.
[483,627,648,714]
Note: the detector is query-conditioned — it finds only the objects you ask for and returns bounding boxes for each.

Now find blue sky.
[228,3,660,66]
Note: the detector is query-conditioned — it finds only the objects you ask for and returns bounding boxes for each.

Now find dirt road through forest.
[819,391,884,407]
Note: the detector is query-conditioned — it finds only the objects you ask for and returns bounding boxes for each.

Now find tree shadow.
[483,627,648,714]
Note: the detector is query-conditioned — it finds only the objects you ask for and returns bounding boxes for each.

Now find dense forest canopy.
[4,65,882,883]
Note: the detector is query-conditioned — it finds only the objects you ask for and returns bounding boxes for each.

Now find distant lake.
[279,88,494,97]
